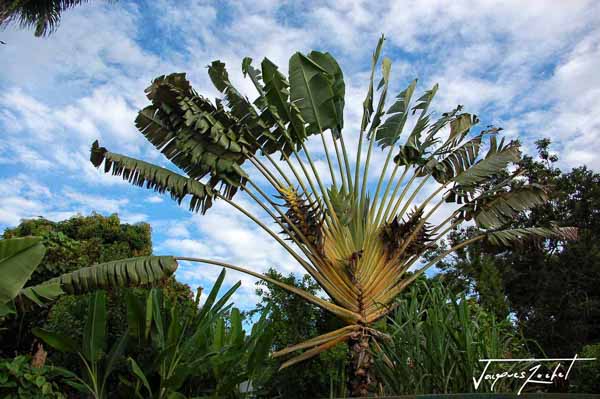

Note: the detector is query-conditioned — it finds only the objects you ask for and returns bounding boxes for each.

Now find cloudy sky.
[1,0,599,309]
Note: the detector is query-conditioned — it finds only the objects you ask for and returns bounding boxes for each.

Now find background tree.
[246,268,347,398]
[502,140,600,356]
[432,229,510,320]
[435,139,600,357]
[0,213,190,359]
[0,0,111,37]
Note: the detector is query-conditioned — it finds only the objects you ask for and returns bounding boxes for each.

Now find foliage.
[0,0,112,37]
[435,139,600,358]
[247,268,347,398]
[0,214,154,357]
[3,214,153,285]
[0,237,47,317]
[33,291,128,399]
[573,343,600,393]
[428,229,510,320]
[124,269,273,398]
[375,279,533,395]
[0,236,176,317]
[0,355,72,398]
[39,255,178,295]
[89,38,567,395]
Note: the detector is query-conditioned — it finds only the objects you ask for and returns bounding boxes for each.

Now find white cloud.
[63,189,128,214]
[120,212,148,224]
[146,195,164,204]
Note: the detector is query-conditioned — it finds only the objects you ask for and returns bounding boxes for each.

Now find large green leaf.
[260,57,307,149]
[0,302,14,317]
[485,226,577,247]
[128,357,153,397]
[209,59,286,159]
[208,60,256,122]
[306,51,345,135]
[467,185,548,229]
[91,141,215,213]
[289,52,340,135]
[126,290,145,339]
[19,281,64,306]
[43,255,178,294]
[229,307,244,346]
[361,35,385,131]
[32,327,78,353]
[196,268,228,323]
[83,291,107,362]
[448,112,479,144]
[368,57,392,135]
[0,237,46,304]
[375,79,417,148]
[135,73,252,199]
[453,142,520,186]
[242,57,265,98]
[427,133,484,184]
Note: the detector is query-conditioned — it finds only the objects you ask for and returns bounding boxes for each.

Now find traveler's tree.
[89,37,574,396]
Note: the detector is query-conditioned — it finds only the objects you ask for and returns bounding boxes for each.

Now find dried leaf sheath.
[277,186,324,251]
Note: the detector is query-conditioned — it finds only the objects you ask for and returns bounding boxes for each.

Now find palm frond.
[0,0,96,36]
[460,185,548,229]
[91,141,215,213]
[375,79,417,148]
[485,226,578,247]
[44,256,178,294]
[137,73,252,199]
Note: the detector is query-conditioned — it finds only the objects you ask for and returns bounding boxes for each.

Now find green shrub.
[375,279,535,395]
[572,343,600,393]
[1,214,153,357]
[247,269,348,398]
[0,355,69,398]
[122,269,274,398]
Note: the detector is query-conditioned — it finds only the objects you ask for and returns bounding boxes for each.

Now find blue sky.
[1,0,599,310]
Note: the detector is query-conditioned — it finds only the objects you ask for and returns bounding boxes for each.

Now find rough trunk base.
[347,334,374,397]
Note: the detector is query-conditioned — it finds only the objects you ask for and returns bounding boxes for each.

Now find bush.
[375,279,534,395]
[246,269,348,398]
[572,343,600,393]
[0,214,153,357]
[0,355,70,398]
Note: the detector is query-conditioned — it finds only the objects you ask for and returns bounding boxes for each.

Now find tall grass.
[374,279,535,395]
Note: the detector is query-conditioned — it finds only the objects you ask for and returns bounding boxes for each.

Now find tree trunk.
[347,333,374,397]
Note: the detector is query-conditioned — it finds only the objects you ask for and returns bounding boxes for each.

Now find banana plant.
[206,308,274,397]
[32,291,127,399]
[124,269,273,398]
[89,36,576,396]
[0,236,47,316]
[0,234,179,316]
